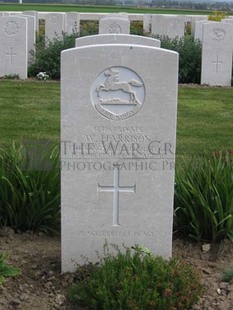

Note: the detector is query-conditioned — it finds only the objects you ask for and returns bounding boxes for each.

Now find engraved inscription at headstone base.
[61,43,178,272]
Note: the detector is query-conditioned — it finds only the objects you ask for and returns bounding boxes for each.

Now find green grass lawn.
[177,86,233,155]
[0,80,60,143]
[0,3,214,15]
[0,80,232,156]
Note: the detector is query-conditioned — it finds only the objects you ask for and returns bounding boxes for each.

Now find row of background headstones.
[0,11,233,85]
[3,11,233,37]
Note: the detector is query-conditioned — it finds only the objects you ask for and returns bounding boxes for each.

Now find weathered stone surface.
[201,22,233,86]
[61,43,178,272]
[0,16,27,79]
[75,34,160,48]
[99,14,130,34]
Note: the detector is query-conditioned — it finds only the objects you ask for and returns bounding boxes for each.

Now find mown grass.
[177,86,233,155]
[0,80,60,143]
[0,80,232,156]
[0,3,213,15]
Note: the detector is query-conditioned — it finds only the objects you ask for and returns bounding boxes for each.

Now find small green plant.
[174,151,233,242]
[130,21,144,35]
[154,35,202,84]
[69,244,203,309]
[222,267,233,282]
[2,74,19,80]
[208,11,228,21]
[0,254,20,285]
[80,21,98,36]
[0,142,60,233]
[185,21,191,36]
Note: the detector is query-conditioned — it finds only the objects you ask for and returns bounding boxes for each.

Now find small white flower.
[36,72,50,81]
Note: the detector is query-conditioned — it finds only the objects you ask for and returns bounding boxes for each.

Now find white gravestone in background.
[99,15,130,34]
[65,12,80,35]
[0,16,27,79]
[45,13,66,41]
[151,14,165,37]
[61,43,178,272]
[151,15,184,38]
[6,13,35,64]
[221,19,233,24]
[143,14,151,33]
[194,20,212,42]
[23,11,39,32]
[201,22,233,86]
[191,15,208,36]
[165,15,185,38]
[75,34,160,48]
[21,15,36,64]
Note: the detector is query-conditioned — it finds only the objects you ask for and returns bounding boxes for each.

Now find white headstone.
[221,19,233,24]
[194,20,212,42]
[21,15,36,64]
[79,12,107,21]
[9,12,21,16]
[151,14,165,37]
[45,13,66,41]
[61,43,178,272]
[99,15,130,34]
[0,16,27,79]
[143,14,151,33]
[75,34,160,48]
[151,15,185,38]
[201,22,233,86]
[165,15,185,38]
[66,12,80,35]
[191,15,208,36]
[23,11,39,32]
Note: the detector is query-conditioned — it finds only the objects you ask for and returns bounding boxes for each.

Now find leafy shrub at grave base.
[28,33,77,80]
[0,143,60,233]
[222,267,233,282]
[154,35,202,84]
[0,254,20,285]
[69,244,203,310]
[1,74,20,80]
[174,151,233,242]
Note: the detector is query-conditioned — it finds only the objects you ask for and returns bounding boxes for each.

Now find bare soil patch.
[1,227,233,309]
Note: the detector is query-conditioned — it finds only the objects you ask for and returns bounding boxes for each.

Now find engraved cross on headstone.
[6,47,16,65]
[212,55,222,73]
[98,164,136,226]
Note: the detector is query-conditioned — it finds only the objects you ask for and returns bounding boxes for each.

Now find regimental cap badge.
[91,66,145,121]
[4,21,18,36]
[212,28,226,42]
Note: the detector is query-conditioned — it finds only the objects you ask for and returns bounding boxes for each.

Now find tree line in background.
[150,0,233,11]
